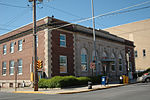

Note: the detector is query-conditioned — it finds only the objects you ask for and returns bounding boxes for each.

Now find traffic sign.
[90,62,95,69]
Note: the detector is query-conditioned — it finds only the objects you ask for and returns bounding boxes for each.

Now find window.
[3,44,7,55]
[18,59,22,74]
[9,60,14,75]
[60,56,67,73]
[119,54,123,71]
[81,48,88,71]
[111,53,115,71]
[143,49,146,57]
[18,40,22,51]
[2,62,6,75]
[10,42,14,53]
[134,50,138,57]
[60,34,66,47]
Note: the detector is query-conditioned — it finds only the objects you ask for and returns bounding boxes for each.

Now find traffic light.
[37,60,43,69]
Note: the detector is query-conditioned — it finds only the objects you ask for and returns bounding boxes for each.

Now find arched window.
[111,53,115,71]
[119,54,123,71]
[81,48,88,71]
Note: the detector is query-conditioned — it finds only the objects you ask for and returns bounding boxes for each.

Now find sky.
[0,0,150,35]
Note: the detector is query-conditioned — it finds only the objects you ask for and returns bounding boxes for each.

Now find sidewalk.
[0,84,126,94]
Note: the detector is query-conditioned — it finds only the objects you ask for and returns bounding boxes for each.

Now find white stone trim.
[44,29,52,78]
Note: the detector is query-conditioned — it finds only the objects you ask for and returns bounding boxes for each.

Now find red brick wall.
[51,30,74,76]
[0,30,45,81]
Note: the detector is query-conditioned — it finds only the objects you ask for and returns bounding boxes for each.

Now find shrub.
[76,77,91,85]
[89,75,102,84]
[59,76,78,87]
[48,76,63,88]
[38,78,50,88]
[38,75,102,88]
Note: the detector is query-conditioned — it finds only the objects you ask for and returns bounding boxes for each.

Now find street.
[0,83,150,100]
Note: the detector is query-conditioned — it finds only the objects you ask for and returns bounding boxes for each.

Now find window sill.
[18,73,23,75]
[60,45,66,48]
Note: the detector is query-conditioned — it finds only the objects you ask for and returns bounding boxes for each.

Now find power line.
[0,27,11,31]
[101,6,150,17]
[47,0,150,31]
[43,4,82,18]
[1,8,31,30]
[0,2,30,8]
[1,0,150,36]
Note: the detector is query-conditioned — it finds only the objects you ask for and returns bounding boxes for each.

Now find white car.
[137,73,150,83]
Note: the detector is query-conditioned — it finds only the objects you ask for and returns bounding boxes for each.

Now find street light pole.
[91,0,97,76]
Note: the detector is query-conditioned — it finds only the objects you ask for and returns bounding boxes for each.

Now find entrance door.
[102,63,110,76]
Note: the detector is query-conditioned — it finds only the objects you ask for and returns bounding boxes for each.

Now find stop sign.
[90,62,95,69]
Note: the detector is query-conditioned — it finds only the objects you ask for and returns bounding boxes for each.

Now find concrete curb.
[58,84,126,94]
[13,91,58,95]
[12,84,127,95]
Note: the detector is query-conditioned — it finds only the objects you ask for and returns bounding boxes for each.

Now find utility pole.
[33,0,38,91]
[91,0,97,76]
[29,0,42,91]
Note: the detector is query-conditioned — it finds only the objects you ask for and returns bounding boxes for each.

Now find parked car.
[137,73,150,83]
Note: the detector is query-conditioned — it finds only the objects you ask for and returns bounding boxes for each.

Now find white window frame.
[18,40,22,51]
[59,55,67,73]
[60,34,66,47]
[2,62,6,76]
[10,42,14,53]
[9,60,14,75]
[18,59,22,75]
[3,44,7,55]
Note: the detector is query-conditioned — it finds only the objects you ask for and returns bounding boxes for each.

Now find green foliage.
[38,75,102,88]
[76,77,91,85]
[38,78,50,88]
[89,75,102,84]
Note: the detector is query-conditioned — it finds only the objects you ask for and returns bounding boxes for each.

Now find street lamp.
[91,0,97,76]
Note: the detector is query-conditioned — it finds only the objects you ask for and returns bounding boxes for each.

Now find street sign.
[90,62,95,69]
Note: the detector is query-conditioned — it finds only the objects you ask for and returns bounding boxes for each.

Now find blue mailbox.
[101,76,106,85]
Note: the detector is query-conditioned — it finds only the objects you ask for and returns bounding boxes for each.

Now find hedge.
[38,75,102,88]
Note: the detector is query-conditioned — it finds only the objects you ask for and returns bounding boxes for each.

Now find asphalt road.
[0,83,150,100]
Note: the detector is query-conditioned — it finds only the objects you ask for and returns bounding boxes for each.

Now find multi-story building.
[104,19,150,71]
[0,17,135,88]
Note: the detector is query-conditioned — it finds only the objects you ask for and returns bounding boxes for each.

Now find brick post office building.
[0,17,135,88]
